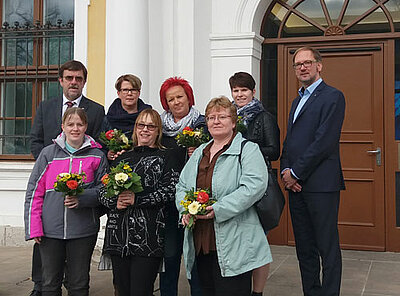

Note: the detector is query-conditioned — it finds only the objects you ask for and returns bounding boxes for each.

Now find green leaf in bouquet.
[124,181,133,189]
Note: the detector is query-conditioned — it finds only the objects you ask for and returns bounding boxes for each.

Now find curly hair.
[159,77,195,111]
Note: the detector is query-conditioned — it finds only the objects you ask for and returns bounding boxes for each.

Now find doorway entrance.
[261,0,400,252]
[274,42,386,251]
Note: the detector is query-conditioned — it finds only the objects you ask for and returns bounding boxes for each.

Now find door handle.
[367,147,381,166]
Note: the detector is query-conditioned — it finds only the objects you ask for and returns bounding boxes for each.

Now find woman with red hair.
[159,77,205,296]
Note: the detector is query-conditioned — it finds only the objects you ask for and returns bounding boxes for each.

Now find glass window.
[0,0,74,157]
[325,0,345,25]
[261,0,400,38]
[3,0,33,24]
[282,13,324,37]
[44,33,74,66]
[43,0,74,24]
[346,8,391,34]
[42,81,63,102]
[2,0,34,67]
[385,1,400,32]
[280,0,298,6]
[296,0,328,27]
[43,0,74,65]
[263,3,288,38]
[395,40,400,140]
[341,0,377,27]
[261,44,278,117]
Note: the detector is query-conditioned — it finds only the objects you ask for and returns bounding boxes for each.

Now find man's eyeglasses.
[206,115,231,122]
[136,123,157,131]
[293,60,317,70]
[63,76,84,83]
[121,88,139,94]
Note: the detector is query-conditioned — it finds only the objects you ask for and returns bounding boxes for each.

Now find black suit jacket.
[30,96,105,159]
[280,81,346,192]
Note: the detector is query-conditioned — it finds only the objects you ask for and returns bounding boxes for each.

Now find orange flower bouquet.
[175,127,209,148]
[54,172,86,197]
[179,188,215,230]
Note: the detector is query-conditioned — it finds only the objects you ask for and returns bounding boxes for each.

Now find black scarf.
[106,98,152,134]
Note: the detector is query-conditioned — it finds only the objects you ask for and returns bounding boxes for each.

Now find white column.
[105,0,149,110]
[210,32,264,98]
[74,0,90,96]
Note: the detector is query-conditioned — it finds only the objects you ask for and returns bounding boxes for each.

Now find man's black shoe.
[29,290,41,296]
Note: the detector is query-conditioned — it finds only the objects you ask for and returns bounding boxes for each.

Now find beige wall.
[86,0,106,105]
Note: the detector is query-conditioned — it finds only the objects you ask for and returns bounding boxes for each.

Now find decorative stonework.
[325,25,345,36]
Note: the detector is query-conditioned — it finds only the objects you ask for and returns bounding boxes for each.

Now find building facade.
[1,0,399,251]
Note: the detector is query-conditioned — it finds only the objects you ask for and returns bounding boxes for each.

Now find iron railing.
[0,20,73,157]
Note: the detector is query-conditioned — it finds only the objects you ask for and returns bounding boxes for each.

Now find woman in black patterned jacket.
[99,109,180,296]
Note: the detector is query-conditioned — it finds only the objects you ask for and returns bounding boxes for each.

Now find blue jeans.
[39,235,97,296]
[160,211,202,296]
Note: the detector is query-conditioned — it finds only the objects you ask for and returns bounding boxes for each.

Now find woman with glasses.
[99,109,180,296]
[176,96,272,296]
[101,74,152,161]
[158,77,205,296]
[229,72,280,296]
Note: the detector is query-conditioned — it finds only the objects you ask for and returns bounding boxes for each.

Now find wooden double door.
[270,40,399,251]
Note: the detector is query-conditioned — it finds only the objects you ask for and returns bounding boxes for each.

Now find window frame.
[0,0,73,159]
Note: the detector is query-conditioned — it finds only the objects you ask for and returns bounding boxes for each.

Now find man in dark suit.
[30,60,105,159]
[29,60,105,296]
[280,47,345,296]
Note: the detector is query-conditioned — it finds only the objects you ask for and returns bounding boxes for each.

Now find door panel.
[276,42,385,251]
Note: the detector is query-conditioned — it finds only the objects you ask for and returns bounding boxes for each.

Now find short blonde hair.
[205,96,238,124]
[132,109,164,149]
[115,74,142,91]
[293,46,322,63]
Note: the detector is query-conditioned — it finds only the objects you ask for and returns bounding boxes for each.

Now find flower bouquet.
[101,161,143,198]
[175,127,209,148]
[236,115,247,133]
[99,129,132,152]
[179,188,215,230]
[54,172,86,197]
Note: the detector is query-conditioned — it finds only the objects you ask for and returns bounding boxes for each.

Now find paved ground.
[1,244,400,295]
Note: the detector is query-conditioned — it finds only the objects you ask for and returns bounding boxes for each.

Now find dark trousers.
[39,235,97,296]
[111,254,161,296]
[160,215,202,296]
[32,243,42,291]
[289,191,342,296]
[196,251,252,296]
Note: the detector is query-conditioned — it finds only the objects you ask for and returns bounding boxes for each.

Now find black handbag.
[240,140,285,231]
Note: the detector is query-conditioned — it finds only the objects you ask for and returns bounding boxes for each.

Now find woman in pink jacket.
[24,107,108,296]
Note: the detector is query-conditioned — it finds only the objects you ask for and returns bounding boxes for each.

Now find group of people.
[24,45,345,296]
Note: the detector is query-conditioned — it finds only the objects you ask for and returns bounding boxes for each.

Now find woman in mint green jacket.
[175,96,272,296]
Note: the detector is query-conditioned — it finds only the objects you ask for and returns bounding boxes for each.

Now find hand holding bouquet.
[54,172,86,197]
[175,127,209,148]
[101,161,143,198]
[100,129,132,152]
[179,188,215,230]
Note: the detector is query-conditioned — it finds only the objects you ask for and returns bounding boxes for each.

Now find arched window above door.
[262,0,400,38]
